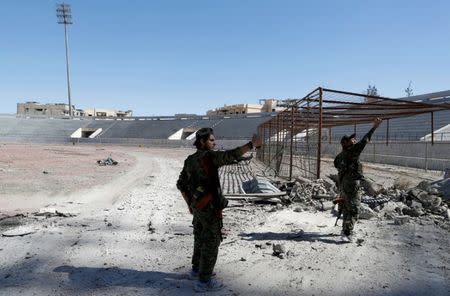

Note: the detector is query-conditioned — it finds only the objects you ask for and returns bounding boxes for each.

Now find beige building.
[206,99,283,115]
[83,108,132,118]
[17,102,76,117]
[17,102,132,118]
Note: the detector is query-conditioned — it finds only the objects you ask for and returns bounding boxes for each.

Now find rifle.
[333,197,344,226]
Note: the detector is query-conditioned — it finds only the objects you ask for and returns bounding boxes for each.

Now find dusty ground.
[0,143,449,296]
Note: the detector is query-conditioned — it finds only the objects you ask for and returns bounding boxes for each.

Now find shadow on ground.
[238,231,345,244]
[53,265,188,289]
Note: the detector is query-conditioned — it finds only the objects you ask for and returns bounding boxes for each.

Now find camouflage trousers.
[340,179,361,236]
[192,204,222,282]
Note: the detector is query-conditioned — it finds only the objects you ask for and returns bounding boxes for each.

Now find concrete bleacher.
[0,114,272,143]
[0,116,87,139]
[214,116,271,139]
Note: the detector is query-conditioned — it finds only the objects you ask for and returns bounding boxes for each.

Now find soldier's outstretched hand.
[373,117,382,129]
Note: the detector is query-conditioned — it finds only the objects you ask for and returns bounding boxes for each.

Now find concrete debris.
[320,201,334,211]
[416,181,432,192]
[402,206,424,217]
[242,177,281,194]
[394,215,410,225]
[359,204,377,220]
[410,191,442,209]
[97,157,118,166]
[2,226,36,237]
[255,243,268,250]
[290,178,332,202]
[286,176,450,227]
[272,244,286,258]
[0,214,26,230]
[34,208,75,218]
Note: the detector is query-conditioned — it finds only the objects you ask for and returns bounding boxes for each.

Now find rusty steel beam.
[317,88,323,179]
[256,87,450,181]
[289,105,294,180]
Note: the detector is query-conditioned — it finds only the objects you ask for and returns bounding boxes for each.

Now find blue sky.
[1,0,449,116]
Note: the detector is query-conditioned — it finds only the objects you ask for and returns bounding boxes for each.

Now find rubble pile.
[289,178,337,208]
[287,176,450,228]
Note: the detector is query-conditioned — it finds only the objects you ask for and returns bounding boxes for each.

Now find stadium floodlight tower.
[56,3,73,117]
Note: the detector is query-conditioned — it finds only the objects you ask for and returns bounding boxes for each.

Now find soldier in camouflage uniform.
[334,118,382,242]
[177,127,261,292]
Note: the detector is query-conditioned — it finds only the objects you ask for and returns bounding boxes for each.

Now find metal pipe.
[289,105,294,180]
[317,88,323,179]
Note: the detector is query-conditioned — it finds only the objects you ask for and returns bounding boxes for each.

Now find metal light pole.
[56,3,73,117]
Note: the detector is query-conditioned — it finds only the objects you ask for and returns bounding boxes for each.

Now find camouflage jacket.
[177,147,245,208]
[334,128,375,182]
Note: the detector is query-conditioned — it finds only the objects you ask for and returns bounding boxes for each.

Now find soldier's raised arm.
[353,118,382,155]
[211,134,262,167]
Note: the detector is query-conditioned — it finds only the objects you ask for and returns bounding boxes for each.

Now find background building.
[83,108,132,118]
[17,102,132,118]
[206,99,284,115]
[17,102,74,117]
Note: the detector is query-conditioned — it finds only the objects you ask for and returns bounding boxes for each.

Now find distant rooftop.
[396,90,450,103]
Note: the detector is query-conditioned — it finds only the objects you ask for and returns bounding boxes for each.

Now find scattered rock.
[394,215,410,225]
[286,250,295,257]
[356,238,364,246]
[147,221,156,233]
[272,244,286,257]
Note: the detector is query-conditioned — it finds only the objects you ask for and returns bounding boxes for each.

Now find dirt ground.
[0,143,449,296]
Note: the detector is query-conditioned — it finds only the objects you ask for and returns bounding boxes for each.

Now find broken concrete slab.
[2,226,36,237]
[359,204,377,220]
[34,208,76,218]
[242,177,281,194]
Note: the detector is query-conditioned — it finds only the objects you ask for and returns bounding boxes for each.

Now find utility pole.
[56,3,73,117]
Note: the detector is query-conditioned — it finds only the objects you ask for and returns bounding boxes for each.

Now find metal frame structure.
[257,87,450,180]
